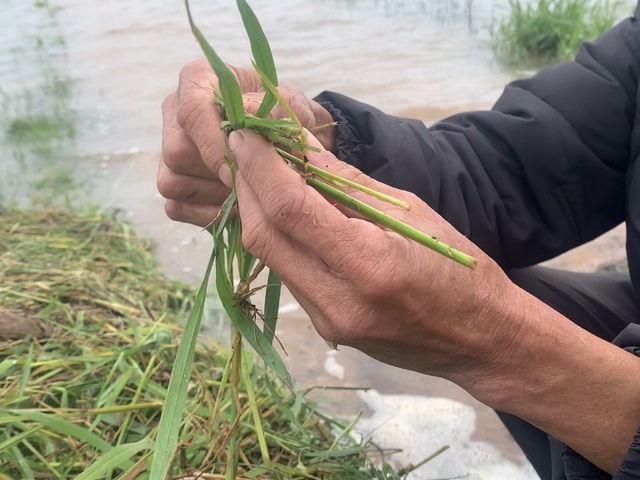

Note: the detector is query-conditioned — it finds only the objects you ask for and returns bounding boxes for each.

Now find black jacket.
[316,4,640,479]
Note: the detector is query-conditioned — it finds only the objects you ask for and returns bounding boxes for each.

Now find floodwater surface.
[1,0,516,157]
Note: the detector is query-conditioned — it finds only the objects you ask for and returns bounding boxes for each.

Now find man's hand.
[226,128,640,474]
[226,128,518,384]
[158,59,335,227]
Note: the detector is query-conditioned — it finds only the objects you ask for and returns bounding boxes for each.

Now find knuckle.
[162,137,192,173]
[164,200,185,222]
[240,220,263,256]
[176,93,204,131]
[351,242,411,298]
[240,212,274,260]
[178,59,213,88]
[228,65,260,91]
[262,188,305,230]
[156,170,183,200]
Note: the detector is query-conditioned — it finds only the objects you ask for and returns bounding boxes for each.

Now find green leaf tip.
[236,0,278,118]
[185,0,245,129]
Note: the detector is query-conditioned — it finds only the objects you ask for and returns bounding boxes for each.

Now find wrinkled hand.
[158,59,335,227]
[226,128,528,398]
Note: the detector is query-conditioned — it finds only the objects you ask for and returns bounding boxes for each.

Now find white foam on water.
[278,303,299,315]
[324,351,346,380]
[356,390,538,480]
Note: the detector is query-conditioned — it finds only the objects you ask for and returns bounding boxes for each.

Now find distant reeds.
[492,0,621,67]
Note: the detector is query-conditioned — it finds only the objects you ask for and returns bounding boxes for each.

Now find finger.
[175,61,229,179]
[230,129,390,271]
[266,86,316,127]
[162,93,217,179]
[284,283,346,345]
[157,160,230,204]
[233,165,335,287]
[303,133,409,206]
[300,132,448,231]
[236,164,388,347]
[164,200,221,228]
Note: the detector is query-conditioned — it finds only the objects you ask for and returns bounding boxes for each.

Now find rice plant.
[492,0,621,67]
[150,0,468,477]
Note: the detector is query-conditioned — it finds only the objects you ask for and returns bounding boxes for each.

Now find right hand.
[158,59,336,227]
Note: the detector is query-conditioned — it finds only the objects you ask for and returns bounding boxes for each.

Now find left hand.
[158,60,335,228]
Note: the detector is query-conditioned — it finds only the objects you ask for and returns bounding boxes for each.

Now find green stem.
[397,445,450,476]
[226,330,243,480]
[241,356,271,466]
[306,177,478,269]
[276,147,411,211]
[114,356,157,446]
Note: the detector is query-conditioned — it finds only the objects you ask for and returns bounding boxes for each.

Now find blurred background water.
[0,0,519,159]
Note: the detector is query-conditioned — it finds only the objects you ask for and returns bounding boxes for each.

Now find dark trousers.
[498,266,639,480]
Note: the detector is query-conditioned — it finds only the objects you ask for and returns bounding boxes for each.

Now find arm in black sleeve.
[314,9,640,269]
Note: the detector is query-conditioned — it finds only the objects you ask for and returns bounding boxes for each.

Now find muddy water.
[2,0,630,477]
[1,0,517,156]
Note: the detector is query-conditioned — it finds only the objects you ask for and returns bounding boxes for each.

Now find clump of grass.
[0,207,446,478]
[492,0,621,67]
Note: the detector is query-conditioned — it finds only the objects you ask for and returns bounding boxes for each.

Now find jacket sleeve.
[314,10,640,269]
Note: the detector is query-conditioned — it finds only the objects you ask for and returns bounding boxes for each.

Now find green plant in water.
[492,0,622,67]
[151,1,462,477]
[0,1,76,206]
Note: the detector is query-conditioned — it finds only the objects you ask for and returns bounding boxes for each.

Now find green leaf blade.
[236,0,278,118]
[263,269,281,344]
[214,235,292,386]
[76,439,153,480]
[149,247,216,479]
[186,0,245,129]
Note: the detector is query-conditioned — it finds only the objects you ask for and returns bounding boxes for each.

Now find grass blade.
[185,0,245,129]
[236,0,278,118]
[276,147,411,210]
[76,439,153,480]
[2,411,113,453]
[0,425,43,454]
[252,62,301,129]
[149,248,216,479]
[10,444,35,480]
[263,269,281,344]
[264,378,304,430]
[241,355,270,465]
[214,235,293,386]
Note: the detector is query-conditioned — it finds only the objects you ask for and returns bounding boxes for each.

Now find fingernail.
[229,130,244,152]
[218,163,232,188]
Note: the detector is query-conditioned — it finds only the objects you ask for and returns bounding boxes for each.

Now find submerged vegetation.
[491,0,621,67]
[0,208,447,478]
[0,0,77,205]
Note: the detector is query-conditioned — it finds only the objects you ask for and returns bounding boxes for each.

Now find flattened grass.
[0,207,430,479]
